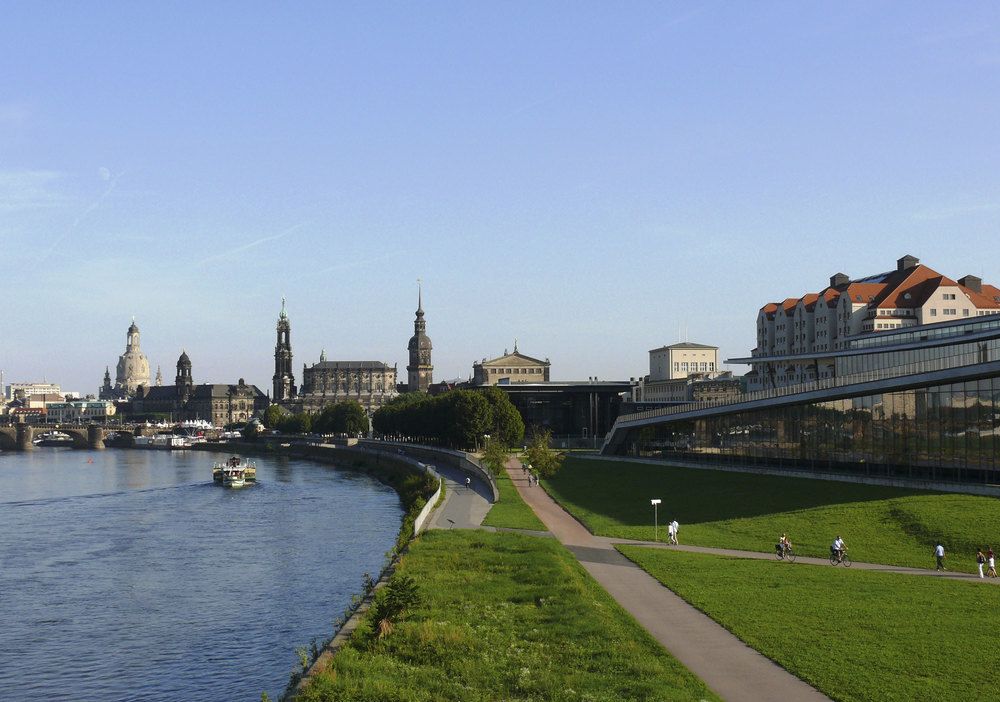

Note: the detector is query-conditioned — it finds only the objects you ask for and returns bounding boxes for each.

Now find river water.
[0,447,403,701]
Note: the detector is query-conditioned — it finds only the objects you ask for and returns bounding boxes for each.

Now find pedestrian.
[669,519,679,545]
[987,546,997,578]
[666,520,675,544]
[976,548,987,579]
[934,543,946,571]
[465,477,471,490]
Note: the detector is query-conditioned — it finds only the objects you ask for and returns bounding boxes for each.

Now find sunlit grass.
[617,546,1000,702]
[482,471,547,531]
[298,531,717,702]
[543,457,1000,571]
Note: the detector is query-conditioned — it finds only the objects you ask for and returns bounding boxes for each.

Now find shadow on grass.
[546,457,940,526]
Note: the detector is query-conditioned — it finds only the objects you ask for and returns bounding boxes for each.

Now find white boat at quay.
[133,434,192,450]
[213,456,257,487]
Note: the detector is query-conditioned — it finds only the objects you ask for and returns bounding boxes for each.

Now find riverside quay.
[603,315,1000,487]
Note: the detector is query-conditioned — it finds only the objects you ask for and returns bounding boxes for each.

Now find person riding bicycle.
[776,533,792,557]
[831,535,847,563]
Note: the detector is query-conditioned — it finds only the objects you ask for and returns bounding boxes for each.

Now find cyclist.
[777,533,792,557]
[831,535,847,563]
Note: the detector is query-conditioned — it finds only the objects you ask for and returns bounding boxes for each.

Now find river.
[0,447,403,701]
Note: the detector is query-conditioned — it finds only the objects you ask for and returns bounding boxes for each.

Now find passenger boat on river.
[212,456,257,487]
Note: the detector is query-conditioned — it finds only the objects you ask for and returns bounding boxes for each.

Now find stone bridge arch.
[0,424,106,450]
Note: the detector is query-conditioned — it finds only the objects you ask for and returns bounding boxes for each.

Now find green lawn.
[298,531,717,702]
[544,457,1000,571]
[482,471,547,531]
[617,546,1000,702]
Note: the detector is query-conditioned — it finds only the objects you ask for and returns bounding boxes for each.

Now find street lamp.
[650,499,662,542]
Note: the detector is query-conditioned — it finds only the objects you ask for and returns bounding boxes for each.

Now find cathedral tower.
[175,351,193,404]
[406,283,433,392]
[273,298,296,402]
[114,319,151,397]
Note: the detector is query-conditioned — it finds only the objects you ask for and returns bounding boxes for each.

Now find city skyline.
[3,3,1000,393]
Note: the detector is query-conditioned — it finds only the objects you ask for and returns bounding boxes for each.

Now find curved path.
[506,458,829,702]
[426,462,492,530]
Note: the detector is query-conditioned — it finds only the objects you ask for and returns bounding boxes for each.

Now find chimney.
[897,254,919,272]
[959,275,982,293]
[830,272,850,288]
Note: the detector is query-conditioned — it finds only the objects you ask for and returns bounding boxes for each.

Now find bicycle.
[829,550,852,567]
[775,544,797,563]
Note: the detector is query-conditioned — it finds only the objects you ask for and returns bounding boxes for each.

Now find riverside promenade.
[505,458,830,702]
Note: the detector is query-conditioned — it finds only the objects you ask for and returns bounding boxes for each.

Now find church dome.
[177,350,191,367]
[409,333,432,351]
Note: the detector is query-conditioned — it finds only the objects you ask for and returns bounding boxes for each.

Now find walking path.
[606,540,999,584]
[426,462,492,530]
[506,458,830,702]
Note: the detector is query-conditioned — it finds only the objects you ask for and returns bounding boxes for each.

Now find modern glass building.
[603,316,1000,486]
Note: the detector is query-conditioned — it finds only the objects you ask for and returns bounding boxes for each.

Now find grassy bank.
[297,531,717,702]
[482,470,547,531]
[617,546,1000,702]
[544,457,1000,571]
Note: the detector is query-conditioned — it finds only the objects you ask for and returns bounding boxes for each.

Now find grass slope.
[617,546,1000,702]
[482,471,547,531]
[544,457,1000,571]
[299,531,717,702]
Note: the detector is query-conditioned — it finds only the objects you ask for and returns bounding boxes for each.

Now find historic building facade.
[101,320,151,399]
[129,352,267,426]
[273,299,296,402]
[406,287,433,392]
[749,255,1000,391]
[472,344,551,385]
[299,354,398,413]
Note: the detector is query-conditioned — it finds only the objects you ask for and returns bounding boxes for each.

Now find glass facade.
[620,376,1000,485]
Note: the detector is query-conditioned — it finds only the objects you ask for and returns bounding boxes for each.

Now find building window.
[943,293,956,300]
[930,309,937,316]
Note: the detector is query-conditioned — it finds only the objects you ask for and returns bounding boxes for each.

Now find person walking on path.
[934,543,946,571]
[987,547,997,578]
[669,519,679,545]
[666,520,675,544]
[977,548,987,578]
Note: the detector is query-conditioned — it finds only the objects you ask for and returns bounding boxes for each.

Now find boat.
[33,431,74,447]
[212,456,257,486]
[133,434,191,450]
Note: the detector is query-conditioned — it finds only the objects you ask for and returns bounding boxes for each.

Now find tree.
[479,386,525,446]
[480,436,510,477]
[440,390,491,449]
[525,427,563,479]
[261,404,286,428]
[334,400,369,436]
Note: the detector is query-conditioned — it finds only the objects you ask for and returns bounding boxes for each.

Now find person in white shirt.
[934,543,946,571]
[831,536,846,563]
[669,520,679,545]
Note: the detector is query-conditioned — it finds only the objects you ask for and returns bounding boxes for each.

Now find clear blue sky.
[2,2,999,394]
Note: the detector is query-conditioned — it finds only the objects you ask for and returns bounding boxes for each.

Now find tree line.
[260,400,369,436]
[372,387,525,450]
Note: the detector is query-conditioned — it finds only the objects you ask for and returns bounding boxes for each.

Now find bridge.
[0,424,147,451]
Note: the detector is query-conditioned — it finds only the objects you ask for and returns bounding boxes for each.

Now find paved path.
[506,459,829,702]
[426,461,492,530]
[606,540,1000,584]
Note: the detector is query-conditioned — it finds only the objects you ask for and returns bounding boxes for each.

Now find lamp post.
[650,498,661,542]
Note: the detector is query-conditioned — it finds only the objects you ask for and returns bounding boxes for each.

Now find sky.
[2,2,1000,395]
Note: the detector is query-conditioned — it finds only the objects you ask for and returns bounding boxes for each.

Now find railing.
[614,344,998,427]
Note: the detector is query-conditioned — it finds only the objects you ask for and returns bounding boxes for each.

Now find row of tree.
[260,400,369,436]
[372,387,525,449]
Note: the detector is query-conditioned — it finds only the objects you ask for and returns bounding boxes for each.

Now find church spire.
[407,282,433,392]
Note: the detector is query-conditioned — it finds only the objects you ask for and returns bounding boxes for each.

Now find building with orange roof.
[747,255,1000,391]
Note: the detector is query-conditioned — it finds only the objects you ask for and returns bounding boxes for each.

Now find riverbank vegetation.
[544,457,1000,571]
[617,546,1000,702]
[296,531,718,702]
